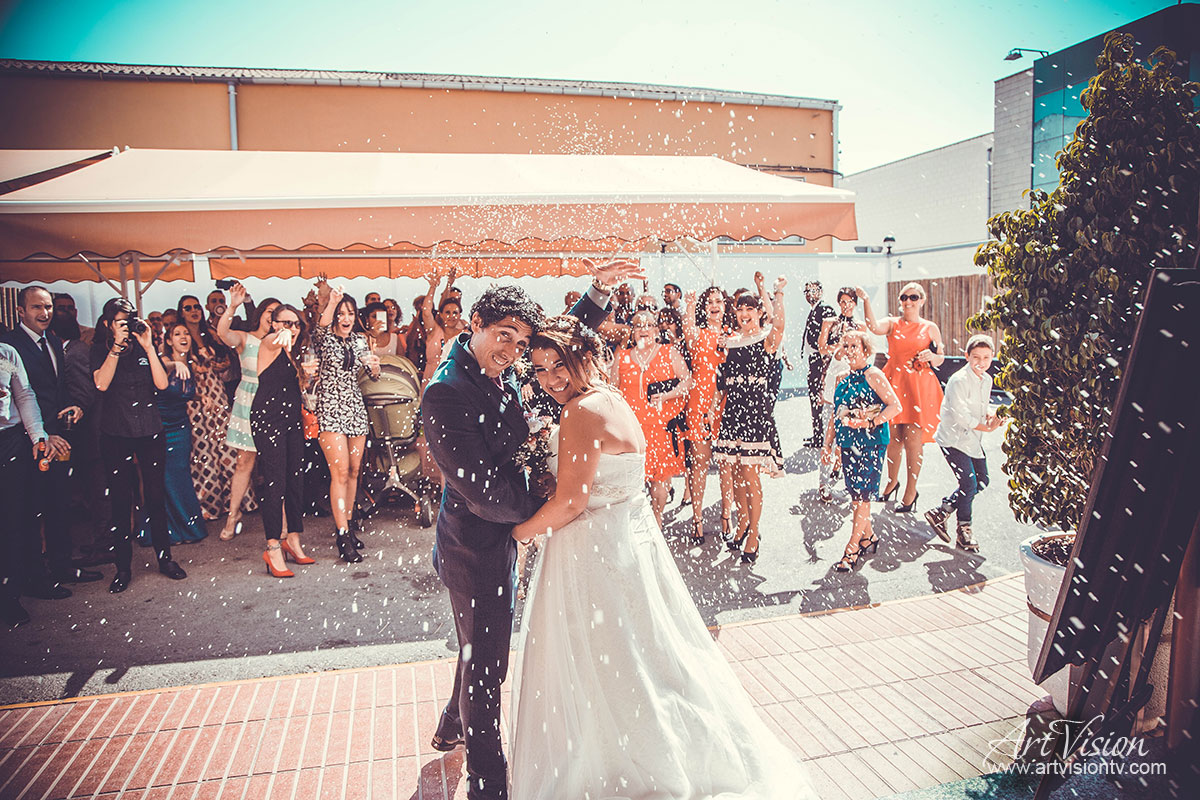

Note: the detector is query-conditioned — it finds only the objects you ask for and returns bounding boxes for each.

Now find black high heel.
[894,491,920,514]
[834,546,861,572]
[720,513,733,543]
[858,534,880,555]
[690,520,705,545]
[336,530,363,563]
[740,548,758,565]
[880,482,900,502]
[727,523,749,552]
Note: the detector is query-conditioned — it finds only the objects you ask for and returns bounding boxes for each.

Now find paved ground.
[6,574,1171,800]
[0,395,1042,704]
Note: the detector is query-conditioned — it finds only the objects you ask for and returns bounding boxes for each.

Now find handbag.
[646,378,680,400]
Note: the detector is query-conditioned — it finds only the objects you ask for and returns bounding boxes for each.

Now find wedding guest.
[562,290,582,313]
[0,342,58,626]
[362,301,402,356]
[178,295,240,521]
[662,282,682,310]
[817,340,851,503]
[713,279,788,564]
[205,287,256,333]
[253,305,314,577]
[801,281,837,448]
[156,323,207,543]
[52,293,93,345]
[383,298,404,335]
[90,298,187,593]
[2,287,100,591]
[680,287,731,542]
[364,291,382,306]
[215,285,276,540]
[822,330,901,572]
[635,292,658,312]
[612,283,635,324]
[611,311,691,529]
[861,282,945,512]
[313,283,381,562]
[817,287,867,357]
[924,334,1003,552]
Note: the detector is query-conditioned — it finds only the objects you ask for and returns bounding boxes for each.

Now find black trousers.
[32,455,74,575]
[807,354,831,435]
[437,583,513,800]
[0,426,39,599]
[101,432,171,571]
[253,427,304,540]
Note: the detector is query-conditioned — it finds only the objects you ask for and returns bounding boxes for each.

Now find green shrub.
[971,33,1199,531]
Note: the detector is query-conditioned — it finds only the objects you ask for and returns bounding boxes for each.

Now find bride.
[510,316,816,800]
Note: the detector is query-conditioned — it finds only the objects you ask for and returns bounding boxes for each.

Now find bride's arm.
[512,400,604,542]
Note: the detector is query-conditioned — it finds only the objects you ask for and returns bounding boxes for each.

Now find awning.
[0,149,857,269]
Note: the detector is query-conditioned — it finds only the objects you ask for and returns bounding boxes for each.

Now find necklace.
[630,344,657,372]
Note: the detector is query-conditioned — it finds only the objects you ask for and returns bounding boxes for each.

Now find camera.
[129,318,149,335]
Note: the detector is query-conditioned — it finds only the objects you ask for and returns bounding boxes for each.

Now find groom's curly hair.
[469,285,545,332]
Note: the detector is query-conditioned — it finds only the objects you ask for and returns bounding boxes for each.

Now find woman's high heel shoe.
[262,549,295,578]
[880,482,900,502]
[720,514,733,544]
[834,546,861,572]
[727,523,749,552]
[858,534,880,555]
[894,491,920,514]
[740,544,759,564]
[280,540,315,565]
[690,520,705,545]
[336,531,363,564]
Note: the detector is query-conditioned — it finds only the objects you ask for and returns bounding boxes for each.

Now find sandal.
[834,545,861,572]
[690,519,705,545]
[727,523,749,552]
[720,513,733,543]
[858,534,880,555]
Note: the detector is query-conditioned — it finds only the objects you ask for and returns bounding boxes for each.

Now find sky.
[0,0,1171,173]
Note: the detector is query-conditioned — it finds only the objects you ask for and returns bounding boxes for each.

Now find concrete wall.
[992,69,1034,215]
[835,134,993,280]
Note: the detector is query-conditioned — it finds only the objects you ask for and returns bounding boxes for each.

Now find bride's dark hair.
[529,315,606,392]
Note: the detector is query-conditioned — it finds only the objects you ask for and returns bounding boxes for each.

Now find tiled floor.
[0,574,1040,800]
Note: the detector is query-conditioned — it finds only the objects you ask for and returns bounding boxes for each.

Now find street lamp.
[1004,47,1049,61]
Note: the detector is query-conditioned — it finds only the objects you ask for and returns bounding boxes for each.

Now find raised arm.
[421,381,541,525]
[681,290,700,342]
[438,265,458,306]
[421,273,441,333]
[511,401,604,542]
[857,287,891,336]
[765,276,787,354]
[217,282,249,349]
[318,284,344,329]
[134,326,169,390]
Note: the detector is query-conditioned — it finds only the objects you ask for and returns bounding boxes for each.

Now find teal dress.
[155,373,208,543]
[833,367,890,501]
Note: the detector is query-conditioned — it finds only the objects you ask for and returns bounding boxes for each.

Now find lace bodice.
[548,436,645,508]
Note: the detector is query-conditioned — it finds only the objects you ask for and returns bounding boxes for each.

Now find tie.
[38,336,56,377]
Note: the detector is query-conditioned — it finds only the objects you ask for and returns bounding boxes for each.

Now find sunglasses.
[899,294,921,302]
[181,303,202,311]
[277,320,301,329]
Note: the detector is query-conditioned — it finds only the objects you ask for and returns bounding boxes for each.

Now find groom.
[420,261,637,799]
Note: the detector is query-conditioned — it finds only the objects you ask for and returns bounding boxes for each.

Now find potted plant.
[971,34,1199,713]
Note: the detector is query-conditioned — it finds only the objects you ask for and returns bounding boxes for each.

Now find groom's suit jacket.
[421,291,609,598]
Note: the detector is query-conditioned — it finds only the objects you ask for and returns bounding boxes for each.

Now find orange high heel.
[279,540,315,565]
[262,550,294,578]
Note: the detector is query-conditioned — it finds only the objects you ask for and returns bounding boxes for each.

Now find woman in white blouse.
[362,302,401,357]
[924,334,1003,551]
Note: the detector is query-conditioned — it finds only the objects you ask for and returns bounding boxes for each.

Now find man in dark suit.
[420,262,636,800]
[2,286,103,593]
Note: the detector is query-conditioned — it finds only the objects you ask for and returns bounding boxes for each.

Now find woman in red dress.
[680,287,733,543]
[611,311,691,529]
[861,283,945,512]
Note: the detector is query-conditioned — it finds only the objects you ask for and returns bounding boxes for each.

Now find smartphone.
[376,311,387,325]
[215,278,236,290]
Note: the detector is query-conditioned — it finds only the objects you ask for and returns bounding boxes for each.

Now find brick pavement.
[0,573,1040,800]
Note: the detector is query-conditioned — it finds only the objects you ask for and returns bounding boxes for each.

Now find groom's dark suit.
[421,290,608,800]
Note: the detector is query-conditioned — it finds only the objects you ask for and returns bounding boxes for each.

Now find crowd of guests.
[0,272,1001,627]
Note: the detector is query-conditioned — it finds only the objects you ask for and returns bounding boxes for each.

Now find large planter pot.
[1019,533,1078,714]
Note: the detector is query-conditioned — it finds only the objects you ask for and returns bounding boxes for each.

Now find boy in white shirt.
[924,334,1003,551]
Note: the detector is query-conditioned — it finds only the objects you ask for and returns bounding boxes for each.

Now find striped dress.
[225,337,260,451]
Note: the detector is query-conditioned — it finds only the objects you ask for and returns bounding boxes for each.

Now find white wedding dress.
[510,444,817,800]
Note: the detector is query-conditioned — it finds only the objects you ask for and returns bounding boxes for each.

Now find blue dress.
[833,367,891,501]
[158,374,207,543]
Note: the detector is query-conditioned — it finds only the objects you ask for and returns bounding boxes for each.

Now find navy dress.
[833,367,891,501]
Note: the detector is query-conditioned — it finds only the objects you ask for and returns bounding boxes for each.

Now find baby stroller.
[357,355,436,527]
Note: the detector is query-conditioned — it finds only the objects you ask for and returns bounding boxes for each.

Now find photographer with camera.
[90,297,188,593]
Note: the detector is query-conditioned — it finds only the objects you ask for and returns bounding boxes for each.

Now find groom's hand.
[584,258,646,289]
[532,472,556,498]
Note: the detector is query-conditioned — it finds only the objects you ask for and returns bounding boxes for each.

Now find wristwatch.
[591,276,613,293]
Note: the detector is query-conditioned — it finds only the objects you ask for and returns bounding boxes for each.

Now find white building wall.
[992,69,1034,215]
[836,133,993,280]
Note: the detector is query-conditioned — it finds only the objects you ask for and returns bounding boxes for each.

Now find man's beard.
[51,315,81,341]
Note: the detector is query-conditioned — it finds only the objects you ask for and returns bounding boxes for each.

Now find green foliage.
[970,34,1199,531]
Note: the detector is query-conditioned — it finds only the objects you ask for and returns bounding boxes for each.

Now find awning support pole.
[132,253,143,316]
[118,253,130,300]
[140,251,183,297]
[77,255,123,296]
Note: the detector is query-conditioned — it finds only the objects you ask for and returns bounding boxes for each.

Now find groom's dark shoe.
[430,731,465,751]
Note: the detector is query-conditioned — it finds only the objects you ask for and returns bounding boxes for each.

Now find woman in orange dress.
[861,282,945,513]
[611,311,691,529]
[680,287,732,544]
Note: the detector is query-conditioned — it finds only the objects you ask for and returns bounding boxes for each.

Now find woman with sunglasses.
[313,282,381,562]
[215,284,280,540]
[90,298,187,593]
[177,294,240,523]
[253,305,314,577]
[860,282,945,512]
[611,310,691,530]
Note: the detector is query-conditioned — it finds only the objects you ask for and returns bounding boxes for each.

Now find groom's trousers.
[439,582,514,800]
